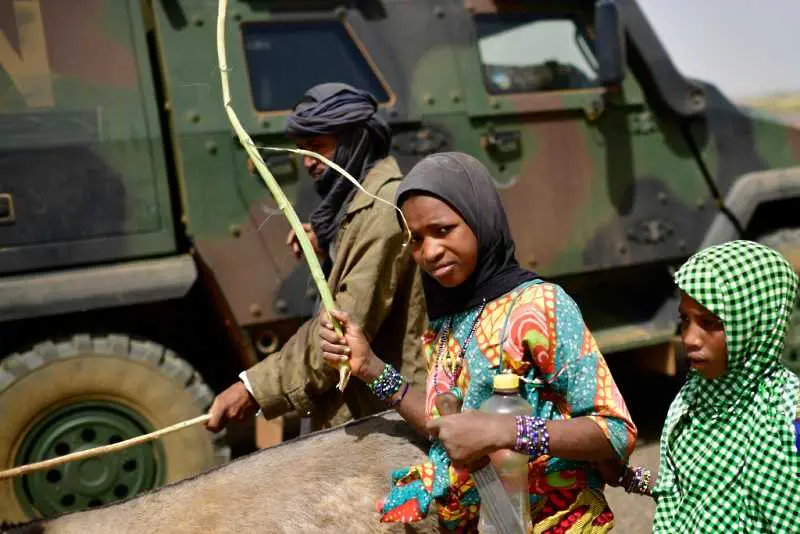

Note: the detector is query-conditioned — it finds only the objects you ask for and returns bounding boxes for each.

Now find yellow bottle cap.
[493,373,520,390]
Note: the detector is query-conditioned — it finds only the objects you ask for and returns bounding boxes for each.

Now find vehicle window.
[474,14,599,95]
[241,20,390,112]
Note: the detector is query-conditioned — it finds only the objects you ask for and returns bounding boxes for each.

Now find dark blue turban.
[284,83,391,257]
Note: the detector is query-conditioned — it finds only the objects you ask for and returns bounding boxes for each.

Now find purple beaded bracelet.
[513,415,550,458]
[367,363,404,401]
[624,466,653,496]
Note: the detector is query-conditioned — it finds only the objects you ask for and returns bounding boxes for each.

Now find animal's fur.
[4,412,440,534]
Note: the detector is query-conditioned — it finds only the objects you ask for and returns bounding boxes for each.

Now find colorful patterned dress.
[377,280,638,532]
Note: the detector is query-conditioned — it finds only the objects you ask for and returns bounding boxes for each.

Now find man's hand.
[286,223,326,260]
[320,309,383,382]
[426,412,517,469]
[205,381,259,432]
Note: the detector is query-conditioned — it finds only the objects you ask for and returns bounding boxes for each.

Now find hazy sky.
[637,0,800,99]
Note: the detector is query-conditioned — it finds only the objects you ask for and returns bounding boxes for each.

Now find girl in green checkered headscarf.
[650,240,800,532]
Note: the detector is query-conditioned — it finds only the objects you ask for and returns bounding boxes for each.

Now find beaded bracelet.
[624,466,653,496]
[513,415,550,458]
[387,381,410,408]
[367,363,404,401]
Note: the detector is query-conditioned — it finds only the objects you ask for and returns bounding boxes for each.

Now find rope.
[0,414,211,480]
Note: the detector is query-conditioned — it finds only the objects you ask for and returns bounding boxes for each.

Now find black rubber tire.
[0,334,230,522]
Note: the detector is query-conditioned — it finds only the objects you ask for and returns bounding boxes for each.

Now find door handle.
[481,129,521,154]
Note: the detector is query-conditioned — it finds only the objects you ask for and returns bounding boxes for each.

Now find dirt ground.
[605,440,660,533]
[602,359,686,533]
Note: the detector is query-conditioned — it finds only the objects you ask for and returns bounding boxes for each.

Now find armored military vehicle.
[1,0,798,521]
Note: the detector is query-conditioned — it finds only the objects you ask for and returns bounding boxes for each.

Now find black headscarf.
[285,83,391,254]
[395,152,539,320]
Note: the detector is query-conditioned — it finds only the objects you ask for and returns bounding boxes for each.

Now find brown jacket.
[246,156,427,429]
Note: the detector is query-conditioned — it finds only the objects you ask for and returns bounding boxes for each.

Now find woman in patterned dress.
[613,240,800,533]
[319,152,637,532]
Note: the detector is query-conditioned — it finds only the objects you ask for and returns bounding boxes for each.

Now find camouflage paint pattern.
[3,0,798,355]
[0,0,175,274]
[4,0,800,521]
[152,0,800,355]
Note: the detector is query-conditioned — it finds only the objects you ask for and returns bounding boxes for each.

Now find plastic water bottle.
[478,373,532,533]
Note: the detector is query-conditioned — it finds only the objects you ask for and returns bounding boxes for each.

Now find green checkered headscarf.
[653,240,800,533]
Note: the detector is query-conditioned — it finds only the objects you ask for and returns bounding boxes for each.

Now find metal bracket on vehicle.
[0,255,198,322]
[584,96,606,122]
[0,193,15,225]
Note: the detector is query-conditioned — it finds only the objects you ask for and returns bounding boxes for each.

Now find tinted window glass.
[475,14,598,94]
[241,21,390,112]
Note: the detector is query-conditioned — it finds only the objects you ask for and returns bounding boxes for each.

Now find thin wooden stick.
[0,414,211,481]
[216,0,349,390]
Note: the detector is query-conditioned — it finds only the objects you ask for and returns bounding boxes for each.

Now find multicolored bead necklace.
[432,300,487,393]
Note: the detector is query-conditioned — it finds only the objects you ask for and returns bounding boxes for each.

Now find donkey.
[3,412,439,534]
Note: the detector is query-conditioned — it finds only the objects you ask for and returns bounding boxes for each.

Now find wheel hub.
[14,401,166,517]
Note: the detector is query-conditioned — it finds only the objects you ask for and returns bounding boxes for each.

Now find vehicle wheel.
[0,334,230,522]
[758,229,800,374]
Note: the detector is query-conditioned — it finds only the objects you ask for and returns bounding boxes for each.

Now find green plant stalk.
[261,146,411,245]
[216,0,349,391]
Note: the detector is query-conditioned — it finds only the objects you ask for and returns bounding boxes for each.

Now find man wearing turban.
[207,83,427,432]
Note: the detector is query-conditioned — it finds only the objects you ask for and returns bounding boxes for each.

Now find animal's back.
[5,413,438,534]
